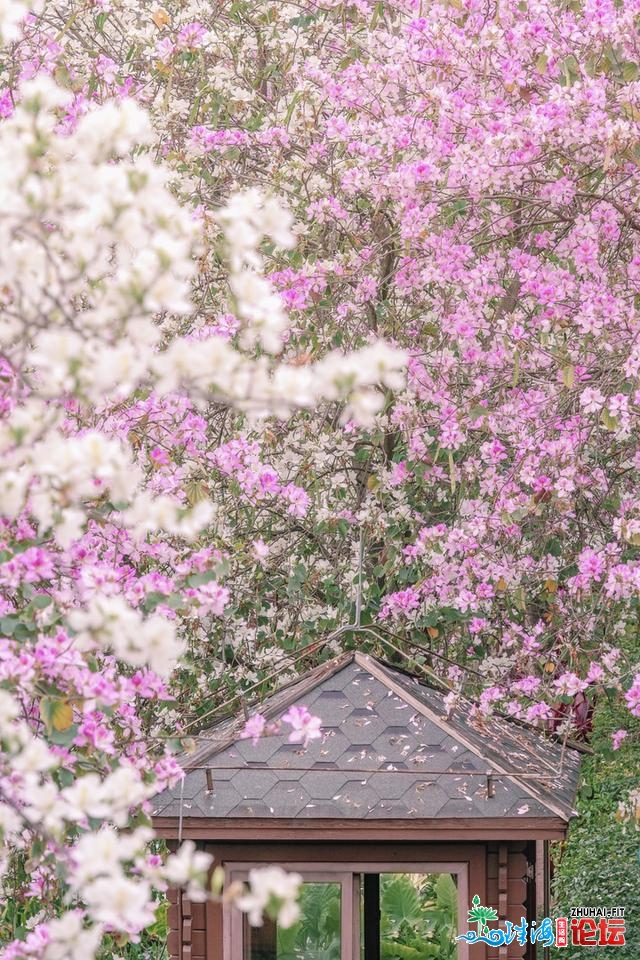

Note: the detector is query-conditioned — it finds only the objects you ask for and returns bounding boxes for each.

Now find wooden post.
[543,840,551,960]
[498,844,508,960]
[182,894,193,960]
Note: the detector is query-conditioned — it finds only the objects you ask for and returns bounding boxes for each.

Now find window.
[237,873,352,960]
[225,863,468,960]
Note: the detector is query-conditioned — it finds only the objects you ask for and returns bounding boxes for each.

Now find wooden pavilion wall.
[168,887,209,960]
[166,839,539,960]
[485,841,534,960]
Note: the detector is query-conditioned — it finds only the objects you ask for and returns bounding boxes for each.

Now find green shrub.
[551,699,640,959]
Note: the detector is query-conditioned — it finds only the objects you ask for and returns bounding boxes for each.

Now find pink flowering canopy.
[0,0,639,955]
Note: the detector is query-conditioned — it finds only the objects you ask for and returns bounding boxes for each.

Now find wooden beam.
[205,899,222,960]
[153,816,569,842]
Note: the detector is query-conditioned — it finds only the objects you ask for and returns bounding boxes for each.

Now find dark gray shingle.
[153,653,581,822]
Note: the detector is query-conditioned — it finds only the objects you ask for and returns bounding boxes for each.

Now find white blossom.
[164,841,213,902]
[236,866,302,928]
[84,877,156,932]
[43,912,103,960]
[69,595,183,677]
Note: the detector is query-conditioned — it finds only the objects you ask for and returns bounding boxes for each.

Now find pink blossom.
[378,587,421,621]
[155,37,175,62]
[579,388,605,414]
[281,484,311,518]
[0,89,13,118]
[389,461,411,486]
[185,581,229,616]
[150,446,170,467]
[525,703,554,726]
[75,713,116,753]
[612,729,628,750]
[177,22,206,50]
[240,714,266,745]
[478,686,504,714]
[553,672,588,696]
[625,676,640,717]
[577,548,604,582]
[281,706,322,747]
[252,539,269,561]
[585,662,604,684]
[511,676,541,697]
[95,55,117,84]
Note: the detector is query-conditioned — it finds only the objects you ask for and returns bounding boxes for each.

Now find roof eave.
[152,814,571,842]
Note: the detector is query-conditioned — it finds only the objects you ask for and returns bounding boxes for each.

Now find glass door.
[226,863,467,960]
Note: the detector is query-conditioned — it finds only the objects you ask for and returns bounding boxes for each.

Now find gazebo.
[153,651,582,960]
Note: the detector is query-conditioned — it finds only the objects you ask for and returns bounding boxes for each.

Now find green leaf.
[147,900,169,941]
[381,875,421,928]
[187,572,218,587]
[142,591,165,612]
[601,409,619,431]
[185,480,209,506]
[49,723,78,747]
[561,364,575,388]
[435,873,458,916]
[0,617,18,636]
[561,53,580,86]
[31,595,52,610]
[469,404,489,420]
[535,52,548,74]
[167,593,186,611]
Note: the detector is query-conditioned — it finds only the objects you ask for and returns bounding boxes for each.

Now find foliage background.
[551,699,640,958]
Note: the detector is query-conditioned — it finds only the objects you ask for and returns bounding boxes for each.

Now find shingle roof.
[152,652,582,822]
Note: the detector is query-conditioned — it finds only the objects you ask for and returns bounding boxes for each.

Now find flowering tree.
[1,0,640,956]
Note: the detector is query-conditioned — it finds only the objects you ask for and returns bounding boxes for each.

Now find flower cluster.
[241,706,322,749]
[0,0,639,955]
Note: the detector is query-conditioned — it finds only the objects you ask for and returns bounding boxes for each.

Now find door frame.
[223,860,470,960]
